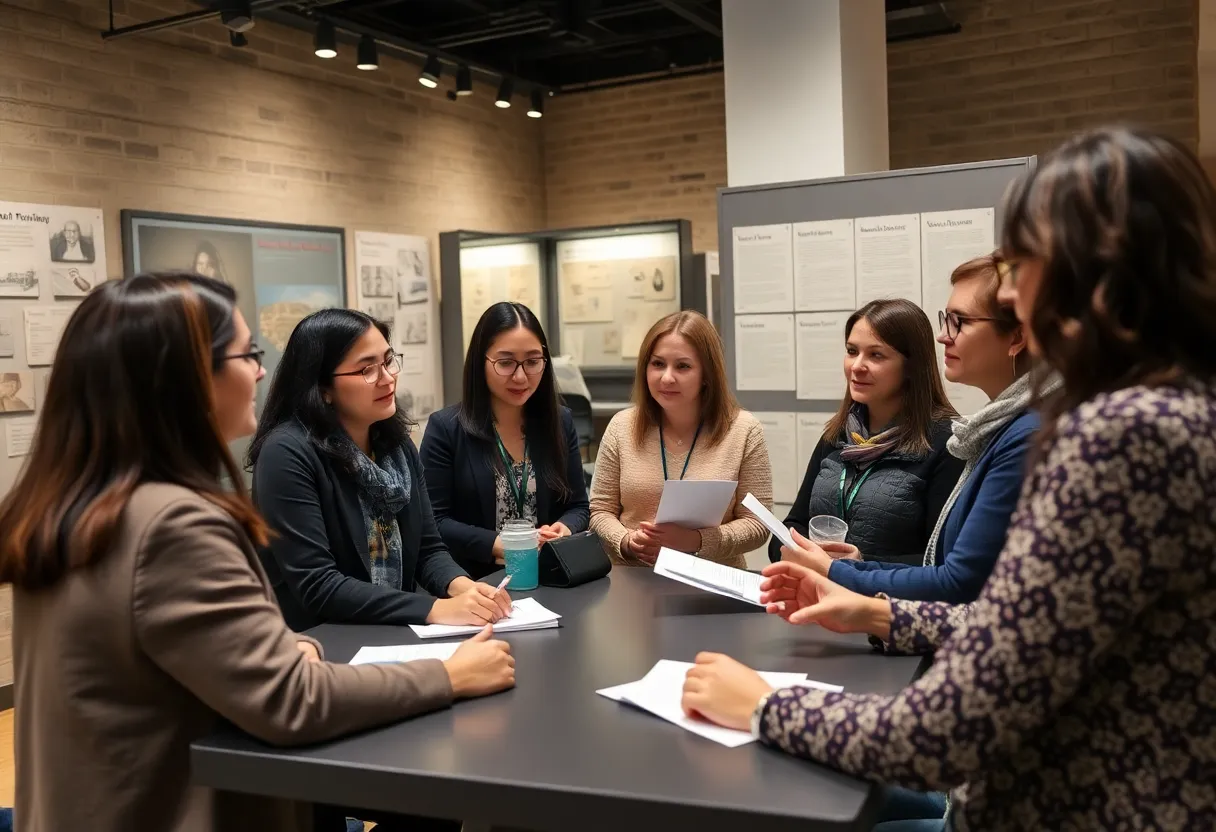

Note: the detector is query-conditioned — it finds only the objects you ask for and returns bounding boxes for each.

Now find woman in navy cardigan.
[421,302,589,580]
[781,253,1048,604]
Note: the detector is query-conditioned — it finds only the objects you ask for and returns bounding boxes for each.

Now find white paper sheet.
[793,219,856,312]
[795,312,848,400]
[734,314,795,391]
[350,642,460,665]
[654,547,763,605]
[596,660,838,748]
[752,412,798,504]
[23,305,74,366]
[920,208,996,418]
[741,493,795,552]
[654,479,738,530]
[408,597,561,640]
[5,417,35,458]
[855,214,921,305]
[732,224,794,313]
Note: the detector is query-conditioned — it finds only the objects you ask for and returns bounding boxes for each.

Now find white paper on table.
[741,493,795,552]
[654,547,763,605]
[855,214,922,305]
[350,642,460,665]
[752,412,798,504]
[795,311,849,400]
[732,224,794,314]
[654,479,738,529]
[408,597,562,639]
[793,219,856,312]
[734,314,795,392]
[596,660,813,748]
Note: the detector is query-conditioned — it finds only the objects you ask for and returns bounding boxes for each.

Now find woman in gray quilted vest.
[771,300,963,565]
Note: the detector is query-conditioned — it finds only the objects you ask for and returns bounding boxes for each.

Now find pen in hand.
[493,575,513,625]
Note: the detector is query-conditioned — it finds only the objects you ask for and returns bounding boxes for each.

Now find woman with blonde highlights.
[589,310,772,568]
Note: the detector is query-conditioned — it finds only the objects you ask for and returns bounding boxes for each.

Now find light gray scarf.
[921,371,1061,566]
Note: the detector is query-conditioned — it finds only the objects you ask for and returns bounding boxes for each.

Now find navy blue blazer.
[827,410,1040,603]
[419,404,591,580]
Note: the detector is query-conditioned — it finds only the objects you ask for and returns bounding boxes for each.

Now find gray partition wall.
[717,158,1034,413]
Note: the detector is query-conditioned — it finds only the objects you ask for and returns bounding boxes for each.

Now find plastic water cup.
[807,515,849,544]
[500,524,539,591]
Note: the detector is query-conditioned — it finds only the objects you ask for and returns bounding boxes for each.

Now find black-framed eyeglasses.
[938,310,997,341]
[334,353,403,384]
[222,344,265,369]
[486,356,547,377]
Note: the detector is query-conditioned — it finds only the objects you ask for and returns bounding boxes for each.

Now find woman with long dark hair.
[0,272,516,832]
[248,308,511,631]
[681,126,1216,831]
[420,302,588,579]
[772,299,963,565]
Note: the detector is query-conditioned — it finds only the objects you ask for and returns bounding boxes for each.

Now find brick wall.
[544,0,1198,250]
[0,0,547,687]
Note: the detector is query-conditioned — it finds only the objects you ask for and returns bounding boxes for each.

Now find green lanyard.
[493,429,530,517]
[838,465,876,519]
[659,422,702,481]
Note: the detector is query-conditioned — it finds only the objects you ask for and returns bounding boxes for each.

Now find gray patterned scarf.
[336,433,411,588]
[921,372,1061,566]
[838,404,904,470]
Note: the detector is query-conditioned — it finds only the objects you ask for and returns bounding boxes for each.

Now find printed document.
[654,547,764,605]
[408,597,561,639]
[350,642,460,665]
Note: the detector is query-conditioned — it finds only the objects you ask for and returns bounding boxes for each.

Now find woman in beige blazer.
[0,271,515,832]
[589,310,773,569]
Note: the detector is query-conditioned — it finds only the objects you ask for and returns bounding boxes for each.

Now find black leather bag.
[539,530,611,588]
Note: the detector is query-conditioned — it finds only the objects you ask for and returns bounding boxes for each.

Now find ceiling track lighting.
[495,77,513,108]
[456,64,473,96]
[419,54,442,88]
[229,30,248,48]
[313,19,337,59]
[356,35,379,71]
[221,1,254,33]
[526,89,544,118]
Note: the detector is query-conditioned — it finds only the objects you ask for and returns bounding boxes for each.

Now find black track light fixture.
[456,64,473,96]
[229,30,248,47]
[221,1,254,32]
[313,20,337,59]
[419,54,441,88]
[495,77,513,108]
[356,35,378,71]
[527,89,544,118]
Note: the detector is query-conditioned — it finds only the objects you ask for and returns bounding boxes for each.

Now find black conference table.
[191,568,923,831]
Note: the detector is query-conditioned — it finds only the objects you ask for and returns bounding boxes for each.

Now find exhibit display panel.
[458,241,544,352]
[718,159,1033,501]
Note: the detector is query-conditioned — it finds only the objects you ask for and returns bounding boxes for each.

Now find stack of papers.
[349,642,460,665]
[597,660,842,747]
[654,547,765,606]
[408,597,562,640]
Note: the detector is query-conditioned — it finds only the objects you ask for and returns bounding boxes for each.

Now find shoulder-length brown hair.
[630,310,739,448]
[823,298,957,455]
[0,271,269,590]
[1000,126,1216,447]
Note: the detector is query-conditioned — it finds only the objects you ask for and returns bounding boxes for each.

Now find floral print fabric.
[760,383,1216,831]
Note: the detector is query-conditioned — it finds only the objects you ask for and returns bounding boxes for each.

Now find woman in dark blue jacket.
[781,253,1048,605]
[421,302,589,580]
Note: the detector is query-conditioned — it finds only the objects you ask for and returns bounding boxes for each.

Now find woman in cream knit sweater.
[589,310,772,569]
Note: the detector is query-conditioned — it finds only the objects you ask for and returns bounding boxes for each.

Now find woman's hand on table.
[430,579,512,624]
[537,522,571,543]
[680,652,774,732]
[443,625,516,699]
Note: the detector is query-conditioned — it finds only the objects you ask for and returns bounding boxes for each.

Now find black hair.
[247,307,413,474]
[459,302,570,499]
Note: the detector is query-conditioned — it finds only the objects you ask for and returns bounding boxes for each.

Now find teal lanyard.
[659,422,702,481]
[838,465,876,519]
[493,429,530,517]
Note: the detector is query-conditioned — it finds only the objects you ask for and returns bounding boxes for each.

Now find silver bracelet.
[750,690,774,739]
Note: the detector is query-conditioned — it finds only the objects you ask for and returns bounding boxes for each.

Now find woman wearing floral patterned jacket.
[680,126,1216,832]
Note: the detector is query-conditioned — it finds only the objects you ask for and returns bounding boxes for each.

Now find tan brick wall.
[544,0,1198,250]
[0,0,547,687]
[543,73,726,253]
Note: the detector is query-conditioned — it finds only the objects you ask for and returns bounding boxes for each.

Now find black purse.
[539,530,611,588]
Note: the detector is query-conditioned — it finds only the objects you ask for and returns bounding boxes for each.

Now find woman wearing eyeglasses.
[420,302,589,580]
[248,308,511,631]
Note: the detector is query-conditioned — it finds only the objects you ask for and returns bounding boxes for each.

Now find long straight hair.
[823,299,957,455]
[0,271,268,590]
[630,310,739,448]
[247,308,414,475]
[459,302,570,498]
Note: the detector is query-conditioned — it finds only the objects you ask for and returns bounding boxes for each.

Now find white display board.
[355,231,442,434]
